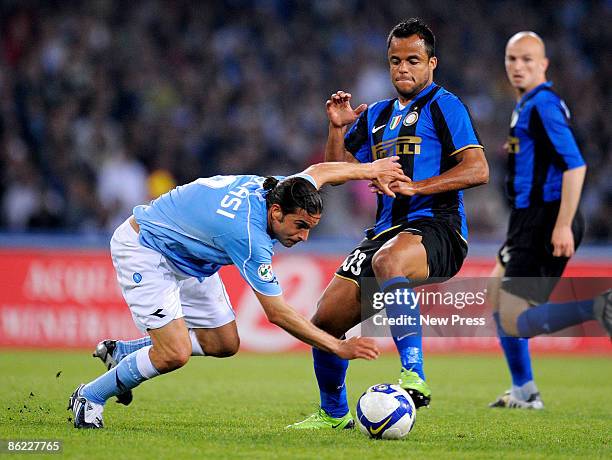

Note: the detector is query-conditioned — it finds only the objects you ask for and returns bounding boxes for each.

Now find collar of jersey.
[393,82,438,111]
[519,81,553,105]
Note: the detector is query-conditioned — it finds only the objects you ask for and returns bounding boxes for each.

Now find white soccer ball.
[356,383,416,440]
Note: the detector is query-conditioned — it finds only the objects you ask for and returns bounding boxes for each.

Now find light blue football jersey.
[133,174,316,296]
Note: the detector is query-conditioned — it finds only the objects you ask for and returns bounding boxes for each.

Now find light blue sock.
[82,346,159,405]
[517,299,594,337]
[114,336,152,362]
[494,312,533,387]
[382,277,425,380]
[312,347,349,418]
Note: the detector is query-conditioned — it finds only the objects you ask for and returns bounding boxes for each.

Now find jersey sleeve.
[220,210,282,297]
[430,94,483,156]
[344,109,372,163]
[533,97,585,170]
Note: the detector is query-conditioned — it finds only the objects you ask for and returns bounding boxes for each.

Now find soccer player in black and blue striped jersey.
[488,32,611,410]
[288,18,489,430]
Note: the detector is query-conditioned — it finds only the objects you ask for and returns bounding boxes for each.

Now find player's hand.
[326,91,367,128]
[369,156,409,197]
[389,178,418,197]
[551,224,575,257]
[502,140,511,155]
[335,336,379,360]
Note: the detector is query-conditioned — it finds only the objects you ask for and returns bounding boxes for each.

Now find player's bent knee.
[311,308,348,338]
[311,297,336,331]
[208,336,240,358]
[310,310,322,327]
[372,248,422,280]
[310,279,361,338]
[155,345,191,372]
[371,248,398,279]
[499,309,520,337]
[497,288,530,337]
[311,310,333,334]
[163,353,191,371]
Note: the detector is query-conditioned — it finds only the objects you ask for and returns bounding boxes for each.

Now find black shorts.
[335,218,468,288]
[498,202,585,303]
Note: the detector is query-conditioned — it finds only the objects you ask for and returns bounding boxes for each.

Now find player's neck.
[397,79,433,105]
[515,78,547,100]
[398,95,414,105]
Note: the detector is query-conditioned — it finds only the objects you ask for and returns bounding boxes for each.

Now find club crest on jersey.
[257,264,274,282]
[389,115,402,130]
[403,111,418,126]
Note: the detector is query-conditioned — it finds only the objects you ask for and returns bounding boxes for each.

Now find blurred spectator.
[97,148,148,231]
[0,0,609,242]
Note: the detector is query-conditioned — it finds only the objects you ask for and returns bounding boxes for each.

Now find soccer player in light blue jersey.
[68,158,408,428]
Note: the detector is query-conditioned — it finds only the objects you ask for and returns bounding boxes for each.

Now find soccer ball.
[356,383,416,440]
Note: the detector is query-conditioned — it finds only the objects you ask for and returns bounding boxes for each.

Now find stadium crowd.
[1,0,610,241]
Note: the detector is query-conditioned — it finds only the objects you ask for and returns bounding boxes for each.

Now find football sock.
[511,380,539,401]
[494,312,533,388]
[516,299,595,337]
[312,347,349,418]
[382,277,425,380]
[189,329,205,356]
[82,346,159,405]
[114,336,152,362]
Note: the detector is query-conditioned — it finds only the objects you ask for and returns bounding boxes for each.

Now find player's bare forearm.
[391,148,488,196]
[254,291,378,359]
[555,165,586,227]
[305,161,373,187]
[324,90,366,164]
[551,165,586,257]
[266,303,341,353]
[324,124,356,163]
[303,157,407,196]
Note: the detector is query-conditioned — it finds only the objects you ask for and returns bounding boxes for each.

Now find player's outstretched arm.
[324,90,366,163]
[254,291,379,360]
[389,147,489,196]
[303,156,408,197]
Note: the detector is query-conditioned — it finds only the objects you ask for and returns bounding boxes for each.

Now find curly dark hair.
[262,176,323,216]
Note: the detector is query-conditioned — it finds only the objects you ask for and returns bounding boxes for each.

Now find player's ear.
[541,57,549,74]
[429,56,437,71]
[270,204,284,223]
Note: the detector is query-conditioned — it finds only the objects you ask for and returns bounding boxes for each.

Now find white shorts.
[110,218,235,332]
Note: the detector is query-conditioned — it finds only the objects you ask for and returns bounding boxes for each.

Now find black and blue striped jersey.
[345,82,483,240]
[505,82,585,209]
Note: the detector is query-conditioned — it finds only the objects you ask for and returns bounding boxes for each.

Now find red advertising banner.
[0,249,610,354]
[0,249,139,348]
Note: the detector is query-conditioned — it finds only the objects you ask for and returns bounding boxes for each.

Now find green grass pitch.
[1,351,610,459]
